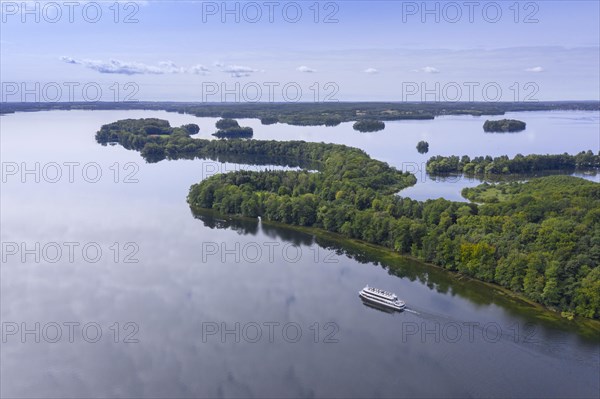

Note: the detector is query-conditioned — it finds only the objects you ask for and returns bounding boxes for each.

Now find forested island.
[416,141,429,154]
[483,119,526,132]
[353,120,386,132]
[95,118,416,177]
[97,118,600,319]
[426,152,600,175]
[213,118,254,138]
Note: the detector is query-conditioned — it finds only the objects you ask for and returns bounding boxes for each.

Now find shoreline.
[193,207,600,340]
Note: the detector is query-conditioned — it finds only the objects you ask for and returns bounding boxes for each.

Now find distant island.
[416,140,429,154]
[483,119,526,132]
[353,120,385,132]
[96,118,200,141]
[212,118,254,138]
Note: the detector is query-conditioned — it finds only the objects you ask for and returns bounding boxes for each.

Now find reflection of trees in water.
[260,223,314,247]
[143,148,320,171]
[191,206,482,304]
[315,236,459,297]
[190,207,259,236]
[192,204,598,341]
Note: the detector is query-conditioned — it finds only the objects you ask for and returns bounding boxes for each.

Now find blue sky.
[1,0,599,101]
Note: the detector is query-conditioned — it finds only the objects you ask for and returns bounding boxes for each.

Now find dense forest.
[97,118,600,319]
[426,152,600,175]
[483,119,526,132]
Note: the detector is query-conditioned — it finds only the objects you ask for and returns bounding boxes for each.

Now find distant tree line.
[426,152,600,175]
[5,101,600,126]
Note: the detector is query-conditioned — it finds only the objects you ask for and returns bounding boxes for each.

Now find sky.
[1,0,599,102]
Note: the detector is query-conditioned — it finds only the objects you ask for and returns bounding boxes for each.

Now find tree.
[182,124,200,134]
[140,142,166,162]
[416,141,429,154]
[573,267,600,318]
[215,118,240,130]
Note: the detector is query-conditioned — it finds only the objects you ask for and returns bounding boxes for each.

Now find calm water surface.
[1,110,599,398]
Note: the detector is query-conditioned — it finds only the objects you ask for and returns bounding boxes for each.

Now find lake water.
[1,110,599,398]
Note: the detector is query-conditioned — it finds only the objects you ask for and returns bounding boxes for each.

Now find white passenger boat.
[359,285,406,311]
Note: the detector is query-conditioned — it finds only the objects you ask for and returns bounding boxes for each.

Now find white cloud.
[189,64,210,75]
[221,65,259,77]
[60,57,211,75]
[297,66,316,73]
[364,68,378,74]
[60,57,164,75]
[413,66,440,74]
[60,56,78,65]
[525,66,544,73]
[158,61,186,74]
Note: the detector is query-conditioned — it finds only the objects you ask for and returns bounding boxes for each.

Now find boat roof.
[364,285,397,298]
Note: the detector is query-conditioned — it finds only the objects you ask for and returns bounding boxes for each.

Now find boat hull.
[359,296,397,313]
